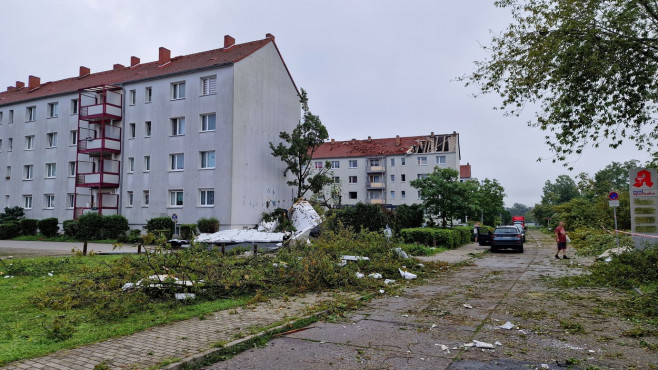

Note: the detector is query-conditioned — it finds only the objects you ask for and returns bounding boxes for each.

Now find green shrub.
[452,226,472,245]
[62,220,79,238]
[0,206,25,223]
[37,218,60,237]
[146,217,175,239]
[325,203,395,233]
[101,215,129,239]
[197,217,220,233]
[76,213,103,240]
[0,222,21,239]
[20,219,39,236]
[180,224,198,240]
[399,227,468,249]
[394,204,424,231]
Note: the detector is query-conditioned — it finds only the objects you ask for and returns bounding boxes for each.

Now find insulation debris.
[399,268,417,280]
[289,200,322,241]
[196,229,286,244]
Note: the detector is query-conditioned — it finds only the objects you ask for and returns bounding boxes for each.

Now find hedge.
[146,217,175,239]
[76,213,104,240]
[399,227,472,249]
[0,222,21,240]
[37,218,60,237]
[62,220,79,238]
[102,215,129,239]
[20,219,39,236]
[180,224,198,240]
[197,217,220,233]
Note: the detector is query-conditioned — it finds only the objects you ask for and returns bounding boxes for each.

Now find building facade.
[0,34,298,229]
[312,132,461,206]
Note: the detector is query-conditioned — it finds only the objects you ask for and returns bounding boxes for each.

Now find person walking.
[554,221,569,259]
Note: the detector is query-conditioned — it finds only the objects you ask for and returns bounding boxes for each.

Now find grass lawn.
[11,234,118,244]
[0,255,248,366]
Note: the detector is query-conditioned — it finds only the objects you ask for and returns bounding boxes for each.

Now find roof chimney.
[130,56,140,67]
[368,136,372,142]
[430,131,434,138]
[330,138,335,146]
[16,81,25,88]
[113,63,124,71]
[224,35,235,48]
[28,75,40,90]
[7,86,15,91]
[158,47,171,65]
[395,135,401,146]
[79,66,90,77]
[265,33,275,41]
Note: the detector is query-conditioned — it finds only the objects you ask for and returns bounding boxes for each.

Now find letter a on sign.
[633,169,654,188]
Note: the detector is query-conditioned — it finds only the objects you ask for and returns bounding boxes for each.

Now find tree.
[463,0,658,163]
[270,89,332,200]
[541,175,580,205]
[0,206,25,224]
[477,179,507,226]
[507,203,530,217]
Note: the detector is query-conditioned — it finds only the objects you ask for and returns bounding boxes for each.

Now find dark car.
[491,226,524,253]
[476,227,493,246]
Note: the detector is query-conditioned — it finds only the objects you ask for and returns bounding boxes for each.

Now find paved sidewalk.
[0,240,138,257]
[2,293,335,370]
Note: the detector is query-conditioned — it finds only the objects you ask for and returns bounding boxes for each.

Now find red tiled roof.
[313,134,454,159]
[460,164,472,179]
[0,37,284,106]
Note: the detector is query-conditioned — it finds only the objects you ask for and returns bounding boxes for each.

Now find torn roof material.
[196,229,286,244]
[313,132,459,159]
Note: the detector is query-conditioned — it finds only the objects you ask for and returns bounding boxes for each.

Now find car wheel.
[518,245,524,253]
[491,246,497,253]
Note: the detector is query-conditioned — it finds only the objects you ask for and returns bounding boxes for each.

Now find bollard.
[83,241,88,256]
[253,244,258,256]
[137,243,142,255]
[221,244,226,255]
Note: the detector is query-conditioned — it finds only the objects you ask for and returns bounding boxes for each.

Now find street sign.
[171,213,179,222]
[608,191,619,200]
[609,200,620,207]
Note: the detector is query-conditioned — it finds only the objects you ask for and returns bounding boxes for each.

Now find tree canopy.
[541,175,580,205]
[270,89,332,201]
[464,0,658,163]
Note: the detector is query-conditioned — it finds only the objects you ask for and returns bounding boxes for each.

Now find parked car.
[491,226,524,253]
[513,224,526,243]
[476,226,493,246]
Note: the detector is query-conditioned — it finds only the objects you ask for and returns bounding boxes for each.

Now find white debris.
[341,255,370,262]
[384,226,393,239]
[604,257,613,262]
[289,200,322,240]
[196,229,285,243]
[494,341,503,346]
[336,260,348,267]
[473,340,494,349]
[463,343,474,347]
[47,272,53,277]
[588,350,595,353]
[272,262,288,268]
[402,314,409,317]
[4,275,13,279]
[497,321,515,330]
[122,282,135,290]
[597,246,633,260]
[463,304,473,309]
[399,268,417,280]
[175,293,196,300]
[355,272,365,279]
[368,273,382,279]
[416,263,425,268]
[540,364,550,369]
[518,329,528,335]
[384,279,396,285]
[394,248,409,259]
[257,220,277,232]
[430,324,438,330]
[379,289,385,294]
[439,344,450,353]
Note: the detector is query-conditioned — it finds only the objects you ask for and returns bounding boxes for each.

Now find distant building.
[0,34,299,230]
[312,132,461,206]
[460,163,474,182]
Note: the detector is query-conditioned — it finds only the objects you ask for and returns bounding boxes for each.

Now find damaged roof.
[313,133,459,159]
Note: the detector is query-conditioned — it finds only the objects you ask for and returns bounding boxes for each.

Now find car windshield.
[495,228,518,234]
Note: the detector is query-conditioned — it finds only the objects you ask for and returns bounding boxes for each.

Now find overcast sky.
[1,0,650,207]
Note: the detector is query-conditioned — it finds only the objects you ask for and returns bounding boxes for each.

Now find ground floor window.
[200,189,214,206]
[169,190,184,207]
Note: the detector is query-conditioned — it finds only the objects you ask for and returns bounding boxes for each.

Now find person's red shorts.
[557,242,567,250]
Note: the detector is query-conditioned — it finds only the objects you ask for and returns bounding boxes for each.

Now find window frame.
[145,87,152,103]
[71,99,78,115]
[129,89,136,105]
[45,163,56,178]
[349,160,358,168]
[171,81,186,100]
[143,190,150,207]
[144,156,151,172]
[129,123,136,139]
[171,117,185,136]
[348,191,358,200]
[201,76,217,96]
[23,165,34,180]
[199,189,215,207]
[200,113,216,132]
[67,194,75,209]
[144,121,152,137]
[45,194,55,209]
[47,102,58,118]
[23,195,33,209]
[170,153,185,171]
[25,135,35,150]
[127,157,135,173]
[68,162,76,177]
[331,160,340,169]
[348,176,358,184]
[26,106,36,122]
[126,191,134,207]
[169,190,184,207]
[200,151,216,169]
[46,132,57,148]
[70,130,78,146]
[436,155,446,164]
[417,156,427,166]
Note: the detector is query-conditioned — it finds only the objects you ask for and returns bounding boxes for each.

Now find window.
[45,195,55,209]
[200,151,215,169]
[126,191,134,207]
[390,191,396,199]
[23,195,33,209]
[417,156,427,166]
[368,191,382,200]
[390,174,395,182]
[201,76,216,95]
[67,194,75,209]
[390,158,395,166]
[68,162,76,177]
[47,133,57,148]
[129,90,136,105]
[401,158,406,166]
[71,99,78,114]
[0,139,2,151]
[45,163,56,178]
[436,155,446,164]
[401,174,406,182]
[143,190,150,207]
[26,106,36,121]
[332,176,340,183]
[170,153,184,170]
[0,111,3,123]
[349,176,358,184]
[145,87,152,103]
[418,191,423,199]
[144,156,151,172]
[127,157,135,173]
[23,165,33,180]
[171,117,185,136]
[331,160,340,169]
[6,166,11,180]
[8,138,12,151]
[25,135,35,150]
[401,191,406,199]
[200,189,215,206]
[171,82,186,99]
[145,121,152,137]
[349,192,357,200]
[314,161,323,169]
[129,123,136,138]
[169,190,184,206]
[369,159,380,166]
[417,173,429,179]
[201,113,216,131]
[47,102,58,118]
[349,160,358,168]
[70,130,77,146]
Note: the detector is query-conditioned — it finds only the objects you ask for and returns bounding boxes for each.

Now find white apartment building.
[0,34,299,229]
[312,133,463,206]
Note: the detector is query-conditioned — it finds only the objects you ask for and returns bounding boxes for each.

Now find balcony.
[76,159,121,188]
[77,126,122,154]
[73,193,119,218]
[368,199,385,205]
[367,165,386,173]
[78,86,122,122]
[366,182,386,189]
